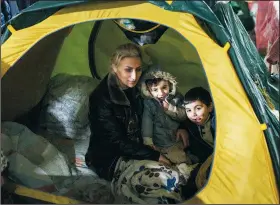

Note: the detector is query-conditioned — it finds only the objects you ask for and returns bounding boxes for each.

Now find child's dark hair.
[184,87,212,106]
[145,78,163,88]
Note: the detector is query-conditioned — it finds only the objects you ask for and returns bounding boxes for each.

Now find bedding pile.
[1,121,74,191]
[1,121,114,203]
[39,74,98,140]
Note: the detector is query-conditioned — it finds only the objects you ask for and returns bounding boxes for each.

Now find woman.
[85,43,176,180]
[85,43,192,203]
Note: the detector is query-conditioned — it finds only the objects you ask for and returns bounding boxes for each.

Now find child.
[180,87,215,196]
[183,87,215,148]
[140,65,192,165]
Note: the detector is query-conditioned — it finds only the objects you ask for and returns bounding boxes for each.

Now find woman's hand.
[158,154,172,166]
[149,145,157,150]
[176,129,189,148]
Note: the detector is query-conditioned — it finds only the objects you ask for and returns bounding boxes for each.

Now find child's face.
[148,80,170,100]
[184,100,213,125]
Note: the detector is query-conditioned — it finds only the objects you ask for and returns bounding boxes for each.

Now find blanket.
[111,157,197,204]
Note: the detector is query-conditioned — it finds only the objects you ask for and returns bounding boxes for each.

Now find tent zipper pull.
[223,42,231,52]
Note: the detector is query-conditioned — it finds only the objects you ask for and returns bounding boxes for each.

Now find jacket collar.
[107,72,132,106]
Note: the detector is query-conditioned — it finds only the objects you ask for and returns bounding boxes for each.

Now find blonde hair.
[110,43,142,70]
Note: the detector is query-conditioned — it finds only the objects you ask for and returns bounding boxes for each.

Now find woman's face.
[113,57,142,88]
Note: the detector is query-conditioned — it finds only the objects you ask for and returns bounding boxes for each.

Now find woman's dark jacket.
[85,72,160,180]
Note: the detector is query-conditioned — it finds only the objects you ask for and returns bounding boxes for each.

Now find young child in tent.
[179,87,216,198]
[140,65,195,167]
[183,87,216,148]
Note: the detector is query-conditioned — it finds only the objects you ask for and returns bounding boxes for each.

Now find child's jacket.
[140,66,186,148]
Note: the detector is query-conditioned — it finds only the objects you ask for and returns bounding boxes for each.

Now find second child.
[140,65,192,165]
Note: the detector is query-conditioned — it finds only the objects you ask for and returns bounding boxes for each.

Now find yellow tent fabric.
[14,184,84,204]
[1,1,278,204]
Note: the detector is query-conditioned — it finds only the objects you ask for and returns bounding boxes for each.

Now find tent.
[1,0,279,204]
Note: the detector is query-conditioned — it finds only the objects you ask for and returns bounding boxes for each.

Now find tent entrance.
[2,18,214,202]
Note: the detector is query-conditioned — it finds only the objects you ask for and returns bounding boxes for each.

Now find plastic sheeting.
[264,2,279,65]
[254,1,279,56]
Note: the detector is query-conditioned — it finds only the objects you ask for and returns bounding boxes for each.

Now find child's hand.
[158,154,172,166]
[176,129,190,148]
[162,100,169,111]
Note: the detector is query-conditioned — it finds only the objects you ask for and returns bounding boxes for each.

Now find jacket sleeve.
[141,100,154,146]
[165,92,187,122]
[89,100,160,161]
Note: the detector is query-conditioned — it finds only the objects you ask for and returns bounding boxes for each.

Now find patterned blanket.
[111,157,197,204]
